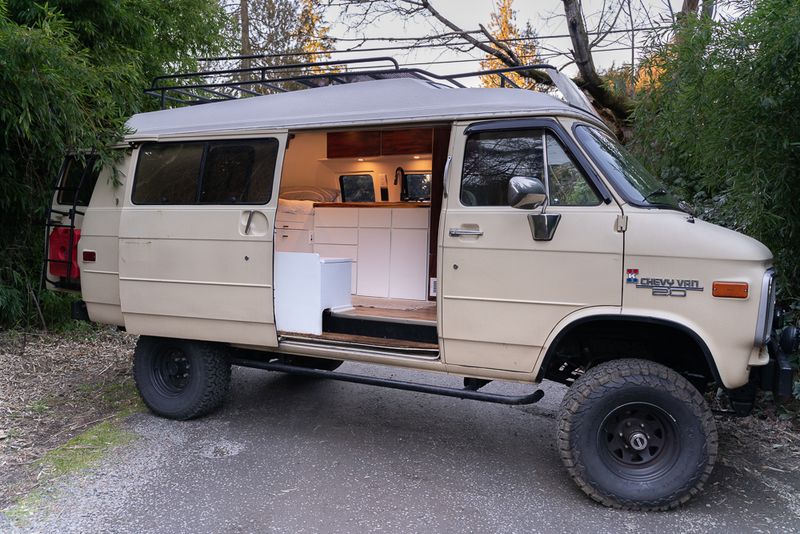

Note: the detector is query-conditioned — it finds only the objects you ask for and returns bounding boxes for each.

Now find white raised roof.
[126,78,595,139]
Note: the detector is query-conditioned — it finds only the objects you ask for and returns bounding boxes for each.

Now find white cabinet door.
[314,227,358,245]
[392,208,429,228]
[359,208,391,228]
[357,228,391,297]
[274,229,312,252]
[389,228,428,300]
[315,207,358,227]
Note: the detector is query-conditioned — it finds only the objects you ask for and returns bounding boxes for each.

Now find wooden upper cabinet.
[326,128,433,158]
[380,128,433,156]
[327,131,381,159]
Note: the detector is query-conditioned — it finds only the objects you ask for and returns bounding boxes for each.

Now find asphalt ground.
[5,362,800,533]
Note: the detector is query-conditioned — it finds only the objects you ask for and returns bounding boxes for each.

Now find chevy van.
[44,59,795,510]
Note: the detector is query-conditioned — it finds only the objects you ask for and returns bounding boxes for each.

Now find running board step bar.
[231,359,545,406]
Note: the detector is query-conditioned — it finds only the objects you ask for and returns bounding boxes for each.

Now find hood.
[626,209,772,263]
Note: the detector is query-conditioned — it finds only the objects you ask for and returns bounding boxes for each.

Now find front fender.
[532,307,750,388]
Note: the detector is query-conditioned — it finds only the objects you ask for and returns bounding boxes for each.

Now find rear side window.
[132,138,278,205]
[461,129,600,207]
[58,155,101,206]
[402,173,432,202]
[339,174,375,202]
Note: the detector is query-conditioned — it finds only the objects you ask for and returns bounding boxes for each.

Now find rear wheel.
[557,358,717,510]
[133,336,231,420]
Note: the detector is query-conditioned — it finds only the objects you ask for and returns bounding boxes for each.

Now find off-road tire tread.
[133,337,232,421]
[556,358,718,511]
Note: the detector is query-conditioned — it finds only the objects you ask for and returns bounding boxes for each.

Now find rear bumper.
[71,300,91,322]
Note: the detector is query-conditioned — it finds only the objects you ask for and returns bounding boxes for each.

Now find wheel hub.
[597,402,680,481]
[627,431,648,451]
[151,348,191,396]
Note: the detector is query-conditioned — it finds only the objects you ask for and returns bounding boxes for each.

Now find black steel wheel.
[150,347,192,396]
[557,359,717,511]
[134,336,231,420]
[597,402,680,481]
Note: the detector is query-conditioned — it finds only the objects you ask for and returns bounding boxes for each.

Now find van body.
[45,63,793,511]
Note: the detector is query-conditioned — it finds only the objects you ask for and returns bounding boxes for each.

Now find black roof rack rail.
[146,56,557,109]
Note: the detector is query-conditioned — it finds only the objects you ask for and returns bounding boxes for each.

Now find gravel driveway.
[4,362,800,533]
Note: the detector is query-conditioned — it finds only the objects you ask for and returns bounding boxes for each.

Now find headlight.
[754,269,776,346]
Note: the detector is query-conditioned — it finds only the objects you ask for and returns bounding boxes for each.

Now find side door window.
[460,129,600,207]
[132,139,278,205]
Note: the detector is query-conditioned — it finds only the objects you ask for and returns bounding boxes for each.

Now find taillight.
[48,228,81,279]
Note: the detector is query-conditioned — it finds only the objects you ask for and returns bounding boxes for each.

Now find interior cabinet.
[326,128,433,159]
[389,228,428,300]
[314,206,430,299]
[274,229,312,253]
[357,228,391,297]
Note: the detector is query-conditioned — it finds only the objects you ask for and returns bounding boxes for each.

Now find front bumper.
[728,327,796,416]
[758,338,795,401]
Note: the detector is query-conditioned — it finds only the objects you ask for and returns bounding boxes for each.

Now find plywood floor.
[340,296,437,325]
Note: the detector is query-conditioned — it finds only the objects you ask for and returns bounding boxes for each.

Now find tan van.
[44,59,796,511]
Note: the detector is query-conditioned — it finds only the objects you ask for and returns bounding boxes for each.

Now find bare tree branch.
[562,0,631,119]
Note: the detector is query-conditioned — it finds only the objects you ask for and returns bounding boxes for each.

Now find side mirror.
[508,176,547,210]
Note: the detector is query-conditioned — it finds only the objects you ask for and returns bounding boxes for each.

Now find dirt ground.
[0,328,138,508]
[0,328,798,512]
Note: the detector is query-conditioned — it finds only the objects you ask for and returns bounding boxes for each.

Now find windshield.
[574,124,683,211]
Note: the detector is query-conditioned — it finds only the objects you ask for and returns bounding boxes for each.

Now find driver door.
[439,119,623,373]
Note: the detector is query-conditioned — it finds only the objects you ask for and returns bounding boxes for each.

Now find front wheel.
[557,358,717,511]
[133,336,231,420]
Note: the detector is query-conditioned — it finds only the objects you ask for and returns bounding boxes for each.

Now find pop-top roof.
[127,77,599,139]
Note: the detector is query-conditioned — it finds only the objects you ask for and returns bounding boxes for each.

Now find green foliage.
[631,0,800,308]
[0,0,229,327]
[631,0,800,398]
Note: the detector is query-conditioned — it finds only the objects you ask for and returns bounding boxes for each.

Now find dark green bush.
[631,0,800,309]
[0,0,228,328]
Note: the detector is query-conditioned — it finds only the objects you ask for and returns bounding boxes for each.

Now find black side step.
[231,358,544,406]
[322,310,437,344]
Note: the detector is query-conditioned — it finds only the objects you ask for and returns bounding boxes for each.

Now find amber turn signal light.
[712,281,749,298]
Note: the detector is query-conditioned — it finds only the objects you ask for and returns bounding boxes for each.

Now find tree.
[0,0,230,327]
[298,0,333,61]
[331,0,637,124]
[479,0,540,89]
[631,0,800,315]
[230,0,332,69]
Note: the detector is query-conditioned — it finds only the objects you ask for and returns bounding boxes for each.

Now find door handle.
[244,210,255,234]
[449,228,484,237]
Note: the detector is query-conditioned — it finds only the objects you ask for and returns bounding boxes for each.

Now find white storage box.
[274,252,353,335]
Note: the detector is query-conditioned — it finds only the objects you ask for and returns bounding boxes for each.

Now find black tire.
[133,336,231,420]
[557,358,717,511]
[282,355,343,371]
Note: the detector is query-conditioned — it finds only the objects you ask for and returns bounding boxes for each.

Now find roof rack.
[145,56,559,109]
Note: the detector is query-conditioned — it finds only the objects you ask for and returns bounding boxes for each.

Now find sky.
[324,0,688,85]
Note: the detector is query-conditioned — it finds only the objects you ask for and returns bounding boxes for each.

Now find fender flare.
[534,314,723,387]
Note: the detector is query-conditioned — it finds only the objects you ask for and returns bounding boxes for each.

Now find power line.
[200,24,670,62]
[201,38,650,62]
[395,45,646,69]
[327,24,672,43]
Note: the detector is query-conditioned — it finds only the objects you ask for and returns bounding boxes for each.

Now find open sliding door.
[119,131,288,346]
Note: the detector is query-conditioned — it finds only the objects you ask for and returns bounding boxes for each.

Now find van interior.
[274,125,451,354]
